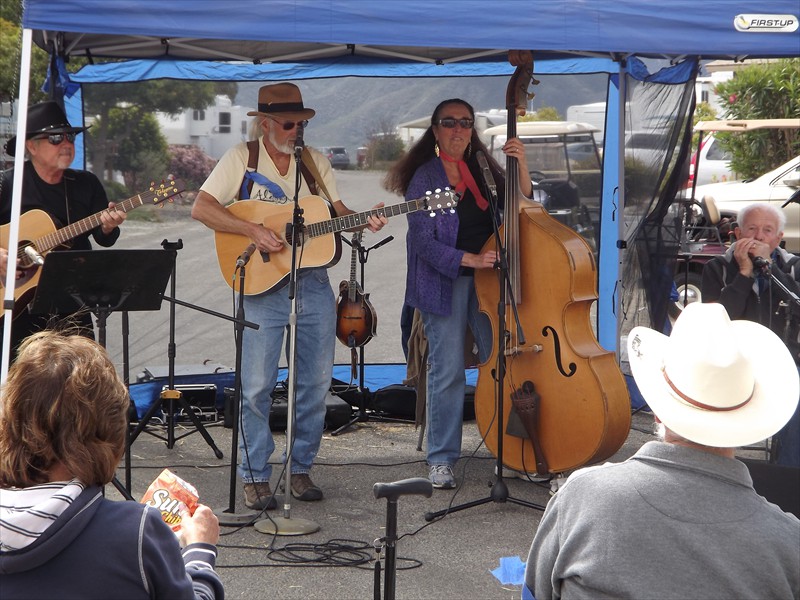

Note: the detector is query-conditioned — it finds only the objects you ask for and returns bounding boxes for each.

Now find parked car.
[693,154,800,253]
[318,146,351,169]
[687,133,736,187]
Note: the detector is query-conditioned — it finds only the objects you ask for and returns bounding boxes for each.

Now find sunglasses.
[34,132,77,145]
[436,118,474,129]
[269,117,308,131]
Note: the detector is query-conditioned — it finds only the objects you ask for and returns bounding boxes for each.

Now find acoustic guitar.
[0,177,185,322]
[214,189,457,295]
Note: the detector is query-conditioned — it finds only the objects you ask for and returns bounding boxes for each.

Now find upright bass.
[473,50,630,475]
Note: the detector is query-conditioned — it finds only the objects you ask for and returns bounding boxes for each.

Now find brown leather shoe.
[283,473,323,501]
[243,482,277,510]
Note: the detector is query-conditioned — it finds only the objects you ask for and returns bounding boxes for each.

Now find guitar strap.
[239,140,332,202]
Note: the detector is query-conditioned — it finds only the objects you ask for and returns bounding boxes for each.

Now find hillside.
[235,73,607,156]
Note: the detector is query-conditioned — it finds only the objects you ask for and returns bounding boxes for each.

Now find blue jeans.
[238,268,335,483]
[421,275,493,466]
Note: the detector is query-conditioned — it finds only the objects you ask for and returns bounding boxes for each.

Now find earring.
[434,142,440,157]
[465,142,472,159]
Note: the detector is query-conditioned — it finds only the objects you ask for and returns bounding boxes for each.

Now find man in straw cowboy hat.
[0,101,127,360]
[524,302,800,600]
[192,83,387,510]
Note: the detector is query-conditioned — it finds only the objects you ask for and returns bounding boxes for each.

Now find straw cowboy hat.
[246,83,316,121]
[627,302,799,448]
[5,101,89,157]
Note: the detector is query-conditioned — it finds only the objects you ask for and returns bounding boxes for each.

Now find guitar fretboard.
[19,181,182,259]
[304,191,456,240]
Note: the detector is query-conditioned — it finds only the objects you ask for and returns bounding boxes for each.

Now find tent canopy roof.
[24,1,800,62]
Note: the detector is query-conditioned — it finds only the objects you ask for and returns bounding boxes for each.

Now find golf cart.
[485,121,602,252]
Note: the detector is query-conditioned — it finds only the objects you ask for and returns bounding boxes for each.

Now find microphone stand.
[255,128,320,536]
[761,263,800,311]
[425,160,545,522]
[216,254,262,526]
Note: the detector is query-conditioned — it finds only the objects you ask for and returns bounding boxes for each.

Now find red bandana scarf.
[439,148,489,211]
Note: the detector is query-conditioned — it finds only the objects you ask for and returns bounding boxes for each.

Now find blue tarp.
[129,364,479,418]
[22,1,800,60]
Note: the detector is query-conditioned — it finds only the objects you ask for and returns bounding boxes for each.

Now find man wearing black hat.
[192,83,387,510]
[0,101,127,357]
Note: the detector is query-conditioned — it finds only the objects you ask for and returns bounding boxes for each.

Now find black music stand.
[29,249,176,500]
[30,250,174,346]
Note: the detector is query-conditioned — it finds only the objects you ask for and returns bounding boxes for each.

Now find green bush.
[102,179,130,202]
[714,59,800,179]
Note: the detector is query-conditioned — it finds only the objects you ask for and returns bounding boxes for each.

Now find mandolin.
[335,231,377,349]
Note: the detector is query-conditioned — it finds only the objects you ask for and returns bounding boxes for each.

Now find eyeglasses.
[34,132,77,145]
[269,117,308,131]
[436,118,474,129]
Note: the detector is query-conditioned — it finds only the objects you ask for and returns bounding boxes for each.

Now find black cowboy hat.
[4,101,89,157]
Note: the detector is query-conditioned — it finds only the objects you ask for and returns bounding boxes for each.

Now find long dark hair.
[384,98,504,196]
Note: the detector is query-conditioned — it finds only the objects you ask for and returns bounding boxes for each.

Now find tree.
[97,106,169,192]
[714,58,800,178]
[83,80,236,180]
[0,18,50,104]
[363,115,404,166]
[523,106,562,121]
[691,101,717,148]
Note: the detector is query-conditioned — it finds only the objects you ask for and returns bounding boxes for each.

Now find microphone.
[294,121,305,156]
[751,255,771,274]
[24,245,44,266]
[475,151,496,196]
[236,243,257,268]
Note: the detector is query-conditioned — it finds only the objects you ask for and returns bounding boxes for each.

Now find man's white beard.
[268,127,293,155]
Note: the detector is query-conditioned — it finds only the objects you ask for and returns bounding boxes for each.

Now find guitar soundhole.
[284,224,307,247]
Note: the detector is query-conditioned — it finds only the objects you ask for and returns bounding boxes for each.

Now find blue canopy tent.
[3,0,798,380]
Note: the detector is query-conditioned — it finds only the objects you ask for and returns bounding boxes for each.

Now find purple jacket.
[404,158,501,316]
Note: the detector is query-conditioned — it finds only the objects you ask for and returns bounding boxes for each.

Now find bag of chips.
[139,468,200,533]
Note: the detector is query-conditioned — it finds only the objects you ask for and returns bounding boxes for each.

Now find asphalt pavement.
[105,169,409,379]
[103,170,771,598]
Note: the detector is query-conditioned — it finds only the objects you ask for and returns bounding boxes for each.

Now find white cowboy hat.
[627,302,799,448]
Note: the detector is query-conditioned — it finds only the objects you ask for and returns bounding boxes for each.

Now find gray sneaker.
[429,465,456,489]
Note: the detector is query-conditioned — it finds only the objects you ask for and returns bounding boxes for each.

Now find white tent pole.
[1,27,33,383]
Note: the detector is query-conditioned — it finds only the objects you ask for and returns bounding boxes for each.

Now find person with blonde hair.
[0,331,223,599]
